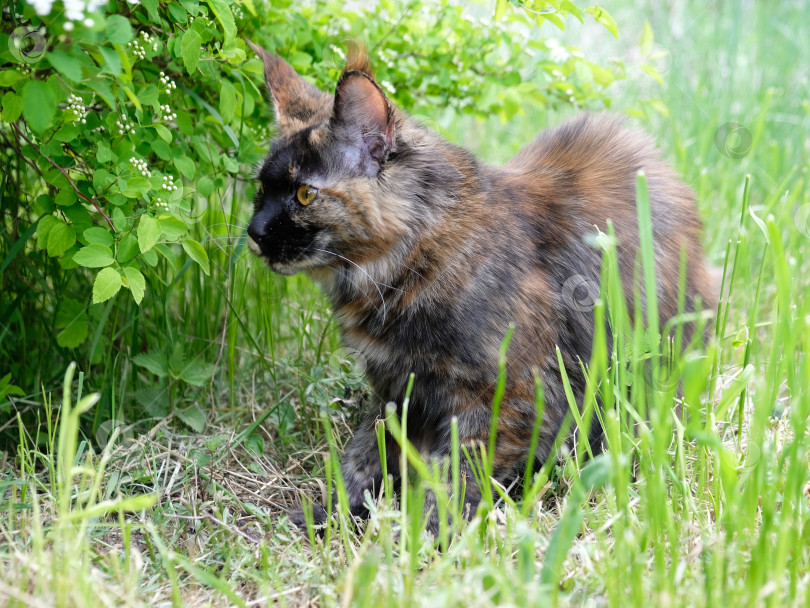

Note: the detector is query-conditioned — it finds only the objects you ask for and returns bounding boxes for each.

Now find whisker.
[314,248,388,324]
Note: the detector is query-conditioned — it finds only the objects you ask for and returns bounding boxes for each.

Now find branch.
[12,123,116,233]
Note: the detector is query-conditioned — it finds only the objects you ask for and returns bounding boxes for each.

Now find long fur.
[247,44,717,534]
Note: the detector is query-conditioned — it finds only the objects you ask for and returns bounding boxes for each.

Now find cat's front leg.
[289,411,398,531]
[340,415,396,518]
[421,457,483,541]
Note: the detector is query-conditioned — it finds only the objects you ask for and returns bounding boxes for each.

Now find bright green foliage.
[3,1,808,606]
[0,0,619,424]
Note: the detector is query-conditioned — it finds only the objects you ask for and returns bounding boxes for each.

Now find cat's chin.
[267,258,321,276]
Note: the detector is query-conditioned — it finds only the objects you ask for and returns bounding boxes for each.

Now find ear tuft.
[247,39,331,134]
[345,41,372,75]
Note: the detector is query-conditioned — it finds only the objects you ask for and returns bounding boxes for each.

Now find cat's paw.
[288,505,329,534]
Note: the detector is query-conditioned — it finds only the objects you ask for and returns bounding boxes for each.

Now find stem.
[12,123,116,232]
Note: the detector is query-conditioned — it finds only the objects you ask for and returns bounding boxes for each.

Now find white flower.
[547,40,570,64]
[29,0,55,15]
[31,0,108,19]
[64,0,84,20]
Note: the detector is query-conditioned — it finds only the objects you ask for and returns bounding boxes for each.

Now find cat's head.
[247,42,421,276]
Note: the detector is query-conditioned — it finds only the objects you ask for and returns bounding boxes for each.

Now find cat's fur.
[246,42,716,534]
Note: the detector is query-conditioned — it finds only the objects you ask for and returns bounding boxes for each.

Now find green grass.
[2,1,810,606]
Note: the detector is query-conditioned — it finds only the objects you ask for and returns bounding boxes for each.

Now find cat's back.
[495,113,714,331]
[502,114,698,231]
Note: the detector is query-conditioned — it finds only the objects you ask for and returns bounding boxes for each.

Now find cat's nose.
[247,216,266,245]
[247,202,281,249]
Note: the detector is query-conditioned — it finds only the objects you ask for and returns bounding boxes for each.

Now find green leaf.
[222,155,238,173]
[112,208,129,232]
[121,85,143,111]
[55,298,85,329]
[93,267,122,303]
[1,92,23,123]
[168,2,189,22]
[96,140,113,163]
[587,61,614,87]
[57,320,89,348]
[181,28,202,74]
[155,243,178,270]
[140,0,160,22]
[175,155,196,180]
[62,205,92,230]
[106,15,135,45]
[123,266,146,304]
[54,124,79,142]
[160,216,189,239]
[494,0,509,20]
[22,80,57,134]
[122,176,150,198]
[47,221,76,257]
[84,226,114,246]
[586,6,619,38]
[141,248,158,267]
[87,80,116,110]
[92,168,115,194]
[54,189,78,207]
[560,0,584,22]
[206,0,237,47]
[138,215,161,253]
[640,19,654,55]
[0,70,24,87]
[37,215,58,249]
[74,244,115,268]
[197,176,215,198]
[0,374,25,401]
[117,234,139,263]
[177,404,207,432]
[177,360,215,387]
[98,46,123,76]
[151,138,172,161]
[182,238,210,275]
[48,50,83,82]
[35,194,55,214]
[153,123,172,143]
[138,83,159,107]
[219,80,237,123]
[132,352,170,377]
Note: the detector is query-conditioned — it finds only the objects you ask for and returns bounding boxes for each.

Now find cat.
[245,41,716,535]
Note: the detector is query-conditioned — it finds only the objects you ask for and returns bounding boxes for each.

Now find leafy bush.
[0,0,622,436]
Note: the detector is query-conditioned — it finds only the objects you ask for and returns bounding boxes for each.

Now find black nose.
[247,216,265,245]
[248,202,282,248]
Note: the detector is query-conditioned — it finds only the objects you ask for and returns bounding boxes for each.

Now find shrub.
[0,0,621,437]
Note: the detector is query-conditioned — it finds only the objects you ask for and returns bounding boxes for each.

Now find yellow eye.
[296,185,318,206]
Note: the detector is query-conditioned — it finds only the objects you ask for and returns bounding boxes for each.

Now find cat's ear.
[247,40,331,133]
[330,46,395,175]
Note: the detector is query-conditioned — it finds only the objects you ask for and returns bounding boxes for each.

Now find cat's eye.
[296,185,318,206]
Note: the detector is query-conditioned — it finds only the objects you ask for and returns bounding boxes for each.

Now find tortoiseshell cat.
[246,42,716,534]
